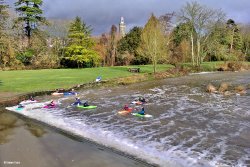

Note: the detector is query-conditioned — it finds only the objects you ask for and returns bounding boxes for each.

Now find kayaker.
[18,103,24,108]
[139,97,146,103]
[83,101,90,107]
[30,96,35,101]
[73,98,82,106]
[137,107,145,115]
[124,104,129,111]
[96,76,102,82]
[69,89,77,95]
[48,100,56,107]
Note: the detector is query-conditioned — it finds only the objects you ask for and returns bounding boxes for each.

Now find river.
[4,71,250,167]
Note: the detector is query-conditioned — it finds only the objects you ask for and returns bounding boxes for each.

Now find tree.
[240,24,250,60]
[159,12,175,47]
[203,23,229,61]
[117,26,145,65]
[0,0,9,54]
[63,16,100,68]
[138,14,168,73]
[0,0,8,32]
[226,19,243,52]
[68,16,93,48]
[94,33,108,66]
[108,25,117,66]
[0,0,16,69]
[15,0,46,46]
[178,1,225,66]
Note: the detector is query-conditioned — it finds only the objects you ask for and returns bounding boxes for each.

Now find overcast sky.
[7,0,250,35]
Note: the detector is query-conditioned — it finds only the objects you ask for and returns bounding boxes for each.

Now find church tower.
[119,17,126,37]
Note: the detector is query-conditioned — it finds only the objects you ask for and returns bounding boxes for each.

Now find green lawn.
[0,65,173,93]
[181,61,224,71]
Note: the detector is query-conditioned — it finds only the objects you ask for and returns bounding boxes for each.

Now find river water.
[5,71,250,167]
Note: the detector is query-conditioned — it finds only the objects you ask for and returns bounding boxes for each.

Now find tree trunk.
[153,32,157,74]
[197,38,200,66]
[111,48,115,66]
[229,29,235,53]
[191,33,195,66]
[245,46,248,56]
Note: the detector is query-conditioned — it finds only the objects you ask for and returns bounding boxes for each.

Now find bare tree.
[178,1,225,66]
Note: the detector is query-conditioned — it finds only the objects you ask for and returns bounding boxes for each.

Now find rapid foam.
[6,78,250,167]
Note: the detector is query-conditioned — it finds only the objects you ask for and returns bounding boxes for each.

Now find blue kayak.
[16,107,24,111]
[63,92,78,96]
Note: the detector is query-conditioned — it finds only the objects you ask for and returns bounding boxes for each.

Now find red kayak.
[118,108,133,115]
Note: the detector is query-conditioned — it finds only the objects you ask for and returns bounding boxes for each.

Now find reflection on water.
[0,111,47,141]
[25,121,47,137]
[0,112,18,144]
[5,71,250,167]
[0,110,150,167]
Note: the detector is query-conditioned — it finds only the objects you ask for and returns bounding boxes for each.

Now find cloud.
[6,0,250,35]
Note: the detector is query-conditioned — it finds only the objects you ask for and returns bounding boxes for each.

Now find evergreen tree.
[15,0,46,45]
[117,27,142,55]
[117,27,147,65]
[226,19,243,51]
[171,22,193,64]
[63,16,100,68]
[68,16,93,48]
[172,22,193,47]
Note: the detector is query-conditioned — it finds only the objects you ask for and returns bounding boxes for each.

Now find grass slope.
[0,65,173,93]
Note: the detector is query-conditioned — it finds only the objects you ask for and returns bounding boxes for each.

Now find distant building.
[119,17,126,37]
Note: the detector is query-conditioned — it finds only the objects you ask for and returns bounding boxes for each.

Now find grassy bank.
[0,65,173,93]
[181,61,224,71]
[182,61,250,72]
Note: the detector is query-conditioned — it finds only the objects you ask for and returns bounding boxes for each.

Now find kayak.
[132,113,152,118]
[43,105,56,109]
[51,92,63,96]
[77,105,97,109]
[16,107,24,111]
[20,100,38,104]
[131,101,143,105]
[64,92,77,96]
[118,108,133,115]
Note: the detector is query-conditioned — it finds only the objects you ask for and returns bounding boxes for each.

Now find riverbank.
[3,70,250,167]
[1,61,249,107]
[0,65,176,107]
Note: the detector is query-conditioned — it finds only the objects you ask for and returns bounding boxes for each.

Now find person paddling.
[48,100,56,107]
[139,97,146,103]
[73,98,82,106]
[18,103,24,108]
[124,104,129,111]
[137,107,145,115]
[83,101,90,107]
[30,96,35,101]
